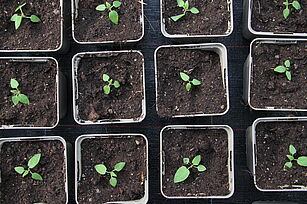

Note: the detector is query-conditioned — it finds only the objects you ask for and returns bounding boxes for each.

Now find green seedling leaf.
[110,171,117,177]
[106,2,111,8]
[289,145,296,155]
[28,153,41,169]
[32,173,43,181]
[10,90,19,94]
[95,164,107,175]
[285,71,291,81]
[297,156,307,166]
[30,15,41,23]
[283,8,290,19]
[274,66,286,73]
[190,7,199,14]
[171,14,185,22]
[283,1,289,6]
[14,166,25,174]
[113,1,122,8]
[109,10,119,24]
[10,14,19,22]
[174,166,190,183]
[22,170,29,177]
[177,0,184,7]
[10,79,19,89]
[12,96,19,105]
[180,72,190,81]
[186,82,192,91]
[96,4,106,11]
[292,1,301,10]
[109,177,117,187]
[183,158,189,164]
[14,15,23,29]
[18,94,30,104]
[184,1,189,10]
[197,165,206,172]
[284,60,291,68]
[284,161,293,168]
[114,162,125,172]
[102,74,110,82]
[114,81,120,88]
[191,79,201,86]
[192,155,201,166]
[104,85,111,95]
[15,3,27,12]
[287,155,294,161]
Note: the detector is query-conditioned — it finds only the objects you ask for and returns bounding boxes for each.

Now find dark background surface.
[0,0,306,203]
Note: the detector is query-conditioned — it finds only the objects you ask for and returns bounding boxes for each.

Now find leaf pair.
[284,145,307,170]
[96,1,122,24]
[180,72,202,91]
[273,60,292,81]
[283,0,301,19]
[14,153,43,181]
[95,162,126,187]
[10,79,30,105]
[10,3,41,30]
[102,74,120,95]
[171,0,200,22]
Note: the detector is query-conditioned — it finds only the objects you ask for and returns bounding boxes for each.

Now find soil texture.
[74,0,143,42]
[0,140,66,204]
[75,52,144,122]
[162,128,230,197]
[77,136,147,203]
[162,0,231,35]
[255,121,307,189]
[156,47,227,118]
[251,0,307,33]
[250,41,307,110]
[0,59,58,127]
[0,0,61,50]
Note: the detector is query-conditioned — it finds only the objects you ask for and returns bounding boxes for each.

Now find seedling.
[179,72,202,91]
[283,0,301,19]
[96,1,122,24]
[284,145,307,170]
[14,153,43,181]
[10,79,30,105]
[102,74,120,95]
[10,3,41,30]
[174,155,206,183]
[274,59,292,81]
[95,162,126,187]
[171,0,200,22]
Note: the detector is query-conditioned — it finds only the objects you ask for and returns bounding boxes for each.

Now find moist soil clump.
[74,0,142,42]
[77,136,147,203]
[250,41,307,110]
[0,0,61,50]
[162,128,230,197]
[255,121,307,189]
[75,52,144,122]
[156,47,227,118]
[0,140,66,204]
[162,0,231,35]
[0,59,58,127]
[251,0,307,33]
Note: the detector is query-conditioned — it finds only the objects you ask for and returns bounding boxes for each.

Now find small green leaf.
[286,71,291,81]
[113,81,120,88]
[12,96,19,105]
[284,60,291,68]
[95,164,107,175]
[192,155,201,166]
[110,171,117,177]
[109,10,119,24]
[18,94,30,104]
[191,79,201,86]
[283,8,290,19]
[287,155,294,161]
[289,145,296,155]
[15,3,27,12]
[284,161,293,168]
[292,1,301,10]
[177,0,184,7]
[104,85,111,95]
[283,1,289,6]
[274,66,286,73]
[109,177,117,187]
[180,72,190,81]
[297,156,307,167]
[32,173,43,181]
[174,166,190,183]
[102,74,110,82]
[171,14,185,22]
[114,162,125,172]
[28,153,41,169]
[183,1,189,10]
[30,15,41,23]
[183,158,189,164]
[96,4,106,11]
[22,170,29,177]
[10,79,19,89]
[190,7,199,14]
[113,1,122,8]
[10,14,19,22]
[14,166,25,174]
[105,2,111,8]
[197,164,206,172]
[186,83,192,91]
[10,90,19,94]
[14,15,23,30]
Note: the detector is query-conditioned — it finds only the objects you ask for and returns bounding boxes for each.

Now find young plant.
[283,0,301,19]
[174,155,206,183]
[171,0,200,22]
[179,72,202,91]
[96,1,122,24]
[284,145,307,170]
[14,153,43,181]
[10,3,41,30]
[10,79,30,105]
[102,74,120,95]
[95,162,126,187]
[274,59,292,81]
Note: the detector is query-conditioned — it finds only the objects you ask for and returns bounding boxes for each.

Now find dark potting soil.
[77,136,147,203]
[0,59,58,127]
[74,0,143,42]
[0,0,61,50]
[156,47,227,118]
[0,140,66,204]
[250,41,307,110]
[75,52,144,122]
[255,121,307,190]
[162,128,230,197]
[162,0,231,35]
[251,0,307,33]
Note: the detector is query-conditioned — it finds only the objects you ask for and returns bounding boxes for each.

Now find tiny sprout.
[282,0,301,19]
[95,162,126,187]
[96,1,122,24]
[179,72,202,91]
[10,3,41,30]
[284,145,307,170]
[174,155,206,183]
[171,0,200,22]
[14,153,43,181]
[274,60,292,81]
[102,74,120,95]
[10,79,30,105]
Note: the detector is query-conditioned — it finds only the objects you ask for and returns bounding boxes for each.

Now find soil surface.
[77,136,147,203]
[162,0,231,35]
[75,52,144,122]
[0,140,66,204]
[251,0,307,33]
[255,121,307,190]
[162,128,230,197]
[250,41,307,110]
[74,0,143,42]
[0,59,58,127]
[156,47,227,118]
[0,0,61,50]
